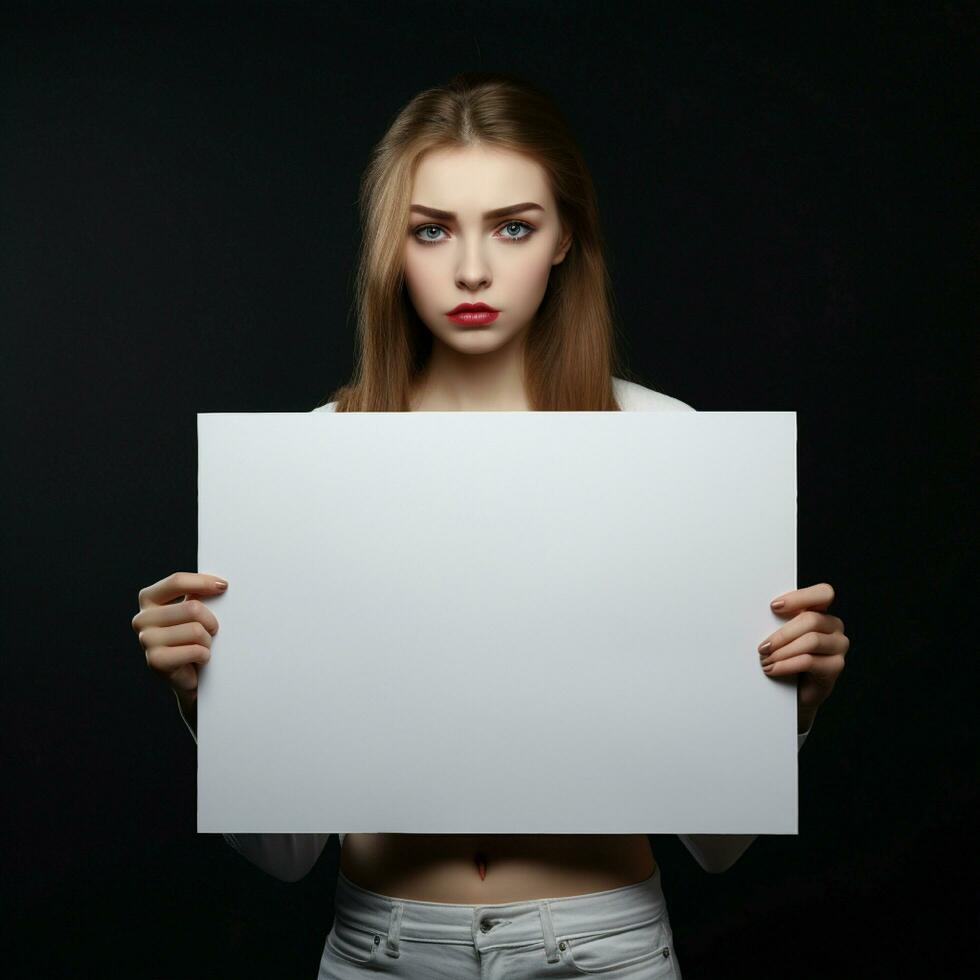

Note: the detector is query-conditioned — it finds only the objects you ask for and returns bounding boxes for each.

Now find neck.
[412,335,530,411]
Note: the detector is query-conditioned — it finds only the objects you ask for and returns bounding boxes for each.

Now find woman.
[133,72,849,979]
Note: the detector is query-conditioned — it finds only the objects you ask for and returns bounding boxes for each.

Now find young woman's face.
[403,144,571,356]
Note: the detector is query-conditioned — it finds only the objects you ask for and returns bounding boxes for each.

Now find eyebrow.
[409,202,545,220]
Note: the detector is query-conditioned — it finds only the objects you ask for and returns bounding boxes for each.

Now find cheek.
[404,254,441,306]
[508,247,556,299]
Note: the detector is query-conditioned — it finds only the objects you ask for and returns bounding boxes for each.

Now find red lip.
[448,302,499,314]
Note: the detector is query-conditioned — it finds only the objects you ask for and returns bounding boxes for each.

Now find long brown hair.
[321,71,636,412]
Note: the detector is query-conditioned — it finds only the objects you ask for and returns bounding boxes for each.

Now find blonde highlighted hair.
[322,71,635,412]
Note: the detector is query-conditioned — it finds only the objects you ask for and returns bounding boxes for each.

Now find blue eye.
[500,220,534,241]
[415,224,447,243]
[412,220,535,245]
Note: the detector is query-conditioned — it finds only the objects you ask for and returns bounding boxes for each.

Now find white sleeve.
[223,833,333,882]
[175,690,197,745]
[676,721,814,873]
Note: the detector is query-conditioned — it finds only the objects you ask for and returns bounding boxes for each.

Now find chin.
[458,337,515,355]
[442,324,527,351]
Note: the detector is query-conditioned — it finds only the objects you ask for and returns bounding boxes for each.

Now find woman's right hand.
[132,572,228,703]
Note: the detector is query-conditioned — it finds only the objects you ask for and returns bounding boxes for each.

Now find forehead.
[411,145,552,209]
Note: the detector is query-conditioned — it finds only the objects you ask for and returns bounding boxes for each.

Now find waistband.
[333,866,668,959]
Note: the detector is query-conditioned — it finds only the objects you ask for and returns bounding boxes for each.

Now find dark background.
[3,2,976,977]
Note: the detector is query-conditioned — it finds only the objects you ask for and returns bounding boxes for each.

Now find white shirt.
[184,377,813,878]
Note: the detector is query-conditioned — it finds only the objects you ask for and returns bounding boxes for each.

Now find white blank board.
[197,411,798,835]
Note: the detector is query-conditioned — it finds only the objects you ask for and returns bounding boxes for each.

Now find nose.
[455,242,491,291]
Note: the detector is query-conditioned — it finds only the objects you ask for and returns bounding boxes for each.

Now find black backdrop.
[4,2,976,977]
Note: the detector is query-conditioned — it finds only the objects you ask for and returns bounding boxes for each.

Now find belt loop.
[538,902,560,963]
[384,901,404,958]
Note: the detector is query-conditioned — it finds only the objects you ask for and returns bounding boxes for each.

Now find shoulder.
[311,401,338,413]
[612,376,695,412]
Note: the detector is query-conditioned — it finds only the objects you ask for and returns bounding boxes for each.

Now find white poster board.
[197,411,797,834]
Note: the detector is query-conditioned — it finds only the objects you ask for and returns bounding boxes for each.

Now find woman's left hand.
[758,582,849,727]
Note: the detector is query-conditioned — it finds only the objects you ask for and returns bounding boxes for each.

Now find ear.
[552,226,573,265]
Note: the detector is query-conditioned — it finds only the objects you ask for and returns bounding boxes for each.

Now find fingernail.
[763,664,775,673]
[758,640,772,655]
[215,579,228,591]
[770,598,785,610]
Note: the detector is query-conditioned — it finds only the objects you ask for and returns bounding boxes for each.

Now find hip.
[320,858,680,979]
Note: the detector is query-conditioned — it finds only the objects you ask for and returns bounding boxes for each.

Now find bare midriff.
[339,834,657,903]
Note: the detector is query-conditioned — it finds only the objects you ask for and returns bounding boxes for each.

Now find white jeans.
[319,865,682,979]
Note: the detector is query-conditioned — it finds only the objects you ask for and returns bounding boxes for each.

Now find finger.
[132,597,220,636]
[759,610,842,656]
[761,629,846,666]
[145,642,211,676]
[771,582,835,616]
[763,652,846,682]
[167,663,200,695]
[135,572,228,618]
[139,621,215,654]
